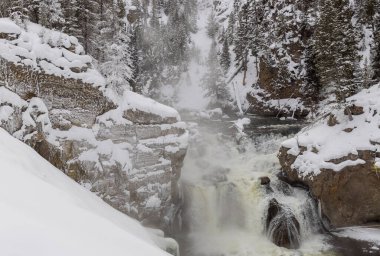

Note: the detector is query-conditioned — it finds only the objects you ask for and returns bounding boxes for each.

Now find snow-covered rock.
[0,18,104,86]
[278,84,380,228]
[0,127,172,256]
[0,20,188,231]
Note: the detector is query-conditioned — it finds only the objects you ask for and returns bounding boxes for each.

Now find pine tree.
[234,2,250,85]
[64,0,82,45]
[150,0,160,29]
[226,13,236,45]
[206,11,219,39]
[372,8,380,81]
[129,26,141,93]
[314,0,358,102]
[220,37,231,71]
[303,42,320,100]
[64,2,94,53]
[39,0,65,30]
[203,41,230,108]
[8,0,30,27]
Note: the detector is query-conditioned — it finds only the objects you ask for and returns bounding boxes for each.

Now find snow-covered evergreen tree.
[220,36,231,72]
[203,41,230,109]
[206,11,219,39]
[315,0,358,101]
[39,0,65,29]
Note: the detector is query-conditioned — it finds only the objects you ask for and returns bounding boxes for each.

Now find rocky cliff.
[0,19,188,230]
[278,85,380,228]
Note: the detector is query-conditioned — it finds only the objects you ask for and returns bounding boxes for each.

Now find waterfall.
[176,121,332,256]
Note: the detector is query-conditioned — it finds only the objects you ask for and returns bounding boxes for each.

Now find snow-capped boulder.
[0,19,188,231]
[278,84,380,228]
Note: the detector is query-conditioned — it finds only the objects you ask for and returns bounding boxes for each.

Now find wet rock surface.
[329,234,380,256]
[266,198,301,249]
[260,176,271,185]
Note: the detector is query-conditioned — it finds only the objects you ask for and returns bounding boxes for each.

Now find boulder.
[266,198,301,249]
[279,147,380,228]
[260,176,271,185]
[344,105,364,116]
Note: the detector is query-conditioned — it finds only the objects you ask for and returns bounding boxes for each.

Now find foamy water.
[177,121,336,256]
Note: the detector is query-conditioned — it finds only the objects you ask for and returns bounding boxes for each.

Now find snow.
[233,117,251,133]
[282,84,380,177]
[124,90,180,120]
[0,86,27,107]
[0,128,170,256]
[0,18,21,34]
[0,19,105,87]
[333,226,380,246]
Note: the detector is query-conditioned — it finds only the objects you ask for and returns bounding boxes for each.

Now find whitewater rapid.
[176,120,335,256]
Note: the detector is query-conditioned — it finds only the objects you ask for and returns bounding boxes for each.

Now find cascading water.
[176,119,335,256]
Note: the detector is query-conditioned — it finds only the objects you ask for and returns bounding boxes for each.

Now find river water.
[173,116,341,256]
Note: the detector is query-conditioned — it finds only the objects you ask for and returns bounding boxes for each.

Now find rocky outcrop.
[246,91,310,118]
[279,147,380,228]
[278,85,380,228]
[0,20,188,231]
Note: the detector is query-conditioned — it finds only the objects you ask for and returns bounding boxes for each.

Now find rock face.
[278,85,380,228]
[0,20,188,230]
[266,199,301,249]
[239,0,315,118]
[279,147,380,228]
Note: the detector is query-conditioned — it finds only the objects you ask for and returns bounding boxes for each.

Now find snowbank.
[0,127,169,256]
[282,84,380,177]
[0,18,105,87]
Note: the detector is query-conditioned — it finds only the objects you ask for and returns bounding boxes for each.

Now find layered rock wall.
[0,19,188,230]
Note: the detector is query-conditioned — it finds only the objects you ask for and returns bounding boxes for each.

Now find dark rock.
[266,198,301,249]
[70,67,82,73]
[0,32,19,40]
[127,9,141,23]
[327,114,339,126]
[260,176,271,185]
[266,199,281,227]
[343,127,354,133]
[344,105,364,116]
[246,92,310,118]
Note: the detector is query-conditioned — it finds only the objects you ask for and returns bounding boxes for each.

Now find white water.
[178,122,335,256]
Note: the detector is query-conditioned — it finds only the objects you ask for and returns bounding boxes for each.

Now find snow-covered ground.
[0,127,170,256]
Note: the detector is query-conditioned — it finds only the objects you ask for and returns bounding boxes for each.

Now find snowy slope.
[0,128,169,256]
